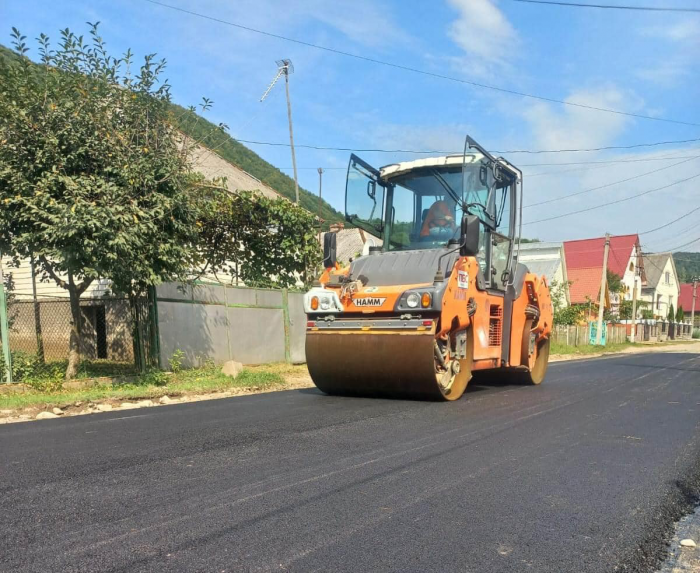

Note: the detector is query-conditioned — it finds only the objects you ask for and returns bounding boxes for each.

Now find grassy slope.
[173,105,344,225]
[0,44,344,225]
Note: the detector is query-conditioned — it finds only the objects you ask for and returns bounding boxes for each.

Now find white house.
[641,253,680,319]
[516,242,570,307]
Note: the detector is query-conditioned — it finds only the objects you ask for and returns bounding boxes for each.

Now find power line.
[276,154,700,171]
[235,137,700,156]
[639,207,700,236]
[142,0,700,127]
[663,236,700,252]
[507,0,700,12]
[523,171,700,226]
[524,155,700,208]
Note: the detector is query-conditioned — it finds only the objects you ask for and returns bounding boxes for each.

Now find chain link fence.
[0,294,158,385]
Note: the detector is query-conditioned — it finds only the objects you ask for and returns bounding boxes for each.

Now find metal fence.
[0,294,157,384]
[155,282,306,369]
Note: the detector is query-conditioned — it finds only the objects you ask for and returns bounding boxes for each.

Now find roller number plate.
[353,297,386,307]
[457,270,469,289]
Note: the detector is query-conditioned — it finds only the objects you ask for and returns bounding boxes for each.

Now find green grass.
[550,341,637,356]
[0,366,285,411]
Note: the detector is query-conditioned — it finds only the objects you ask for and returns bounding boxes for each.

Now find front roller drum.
[306,332,470,401]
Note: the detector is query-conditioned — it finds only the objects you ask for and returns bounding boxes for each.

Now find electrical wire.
[141,0,700,127]
[523,170,700,226]
[233,136,700,156]
[507,0,700,12]
[524,155,700,208]
[638,208,700,236]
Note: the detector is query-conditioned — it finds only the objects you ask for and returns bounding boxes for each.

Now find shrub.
[693,328,700,339]
[169,349,185,373]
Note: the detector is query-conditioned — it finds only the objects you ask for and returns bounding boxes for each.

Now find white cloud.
[636,16,700,88]
[446,0,518,70]
[522,86,642,151]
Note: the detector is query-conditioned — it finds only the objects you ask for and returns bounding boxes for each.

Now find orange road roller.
[304,135,552,400]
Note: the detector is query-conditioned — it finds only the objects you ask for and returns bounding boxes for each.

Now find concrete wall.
[155,283,306,368]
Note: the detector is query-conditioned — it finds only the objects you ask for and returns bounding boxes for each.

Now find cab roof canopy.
[379,154,520,183]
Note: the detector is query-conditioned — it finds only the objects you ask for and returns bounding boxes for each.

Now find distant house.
[679,283,699,326]
[567,266,611,320]
[564,234,646,314]
[641,253,679,319]
[320,224,381,265]
[516,242,569,307]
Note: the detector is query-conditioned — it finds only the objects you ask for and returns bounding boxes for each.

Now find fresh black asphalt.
[2,351,700,572]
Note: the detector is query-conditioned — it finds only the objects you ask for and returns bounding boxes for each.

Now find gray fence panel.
[224,287,257,306]
[256,289,283,308]
[288,292,307,363]
[156,283,192,301]
[158,301,230,368]
[192,284,226,304]
[227,307,285,364]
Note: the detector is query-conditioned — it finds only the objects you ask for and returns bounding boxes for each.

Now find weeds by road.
[0,364,312,421]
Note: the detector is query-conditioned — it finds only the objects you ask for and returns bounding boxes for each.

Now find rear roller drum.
[519,319,550,385]
[433,331,473,401]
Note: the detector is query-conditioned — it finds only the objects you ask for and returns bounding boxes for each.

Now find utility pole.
[317,167,323,241]
[596,233,611,345]
[692,278,698,329]
[260,59,299,204]
[0,257,11,384]
[630,273,638,343]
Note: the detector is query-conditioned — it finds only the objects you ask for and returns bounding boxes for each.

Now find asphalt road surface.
[2,351,700,573]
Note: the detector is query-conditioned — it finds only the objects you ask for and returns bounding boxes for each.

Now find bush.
[138,369,168,387]
[169,349,185,373]
[693,328,700,339]
[0,351,63,388]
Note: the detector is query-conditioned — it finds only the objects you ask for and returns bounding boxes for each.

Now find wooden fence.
[551,323,629,347]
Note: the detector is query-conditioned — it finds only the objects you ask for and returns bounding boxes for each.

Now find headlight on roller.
[406,292,420,308]
[304,287,344,314]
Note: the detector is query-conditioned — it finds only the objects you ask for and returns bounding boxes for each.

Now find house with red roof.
[563,234,645,315]
[679,283,699,326]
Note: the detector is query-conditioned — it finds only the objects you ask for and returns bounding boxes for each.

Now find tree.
[550,279,584,325]
[619,299,647,320]
[668,304,675,322]
[195,185,321,288]
[606,270,625,296]
[677,305,684,322]
[0,25,204,378]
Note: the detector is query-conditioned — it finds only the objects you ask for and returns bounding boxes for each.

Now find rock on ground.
[221,360,244,378]
[36,411,59,420]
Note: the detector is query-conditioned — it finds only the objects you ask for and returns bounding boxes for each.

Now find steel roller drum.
[305,331,445,400]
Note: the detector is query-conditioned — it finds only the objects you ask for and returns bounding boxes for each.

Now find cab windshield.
[385,165,489,251]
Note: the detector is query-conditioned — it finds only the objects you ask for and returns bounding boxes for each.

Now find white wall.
[0,256,109,300]
[641,258,679,319]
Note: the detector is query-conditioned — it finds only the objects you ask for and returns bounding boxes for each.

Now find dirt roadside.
[550,340,700,363]
[2,341,698,425]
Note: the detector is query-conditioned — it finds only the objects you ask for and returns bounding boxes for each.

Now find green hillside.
[172,105,343,225]
[673,252,700,283]
[0,44,344,225]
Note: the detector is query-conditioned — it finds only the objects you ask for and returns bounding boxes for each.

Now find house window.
[629,261,634,272]
[665,271,670,285]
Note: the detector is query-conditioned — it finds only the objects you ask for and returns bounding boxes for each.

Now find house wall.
[516,243,569,307]
[641,258,679,318]
[1,256,109,300]
[619,245,642,302]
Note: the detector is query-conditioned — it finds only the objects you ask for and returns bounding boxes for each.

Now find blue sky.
[2,0,700,250]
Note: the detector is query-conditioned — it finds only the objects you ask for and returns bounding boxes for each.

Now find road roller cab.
[304,135,552,400]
